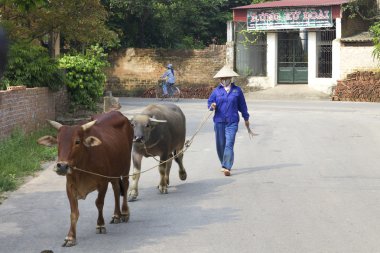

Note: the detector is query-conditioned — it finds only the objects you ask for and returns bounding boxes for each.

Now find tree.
[102,0,253,48]
[0,0,118,54]
[344,0,379,21]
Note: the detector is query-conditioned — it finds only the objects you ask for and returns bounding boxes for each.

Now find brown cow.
[38,111,133,247]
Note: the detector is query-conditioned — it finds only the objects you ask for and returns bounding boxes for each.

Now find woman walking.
[207,65,251,176]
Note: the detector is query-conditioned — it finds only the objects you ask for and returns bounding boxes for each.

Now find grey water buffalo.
[128,103,187,201]
[37,111,133,247]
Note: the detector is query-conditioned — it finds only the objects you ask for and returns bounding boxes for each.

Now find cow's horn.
[81,120,97,131]
[47,120,62,130]
[149,118,167,123]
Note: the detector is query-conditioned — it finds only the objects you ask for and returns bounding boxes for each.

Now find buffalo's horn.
[47,120,63,130]
[81,120,97,131]
[149,118,167,123]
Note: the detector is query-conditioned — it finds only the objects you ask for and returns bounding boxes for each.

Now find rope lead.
[72,109,214,179]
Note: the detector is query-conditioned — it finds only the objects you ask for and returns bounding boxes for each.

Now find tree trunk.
[48,31,60,58]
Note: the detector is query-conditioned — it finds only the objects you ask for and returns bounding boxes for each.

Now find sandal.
[223,169,231,176]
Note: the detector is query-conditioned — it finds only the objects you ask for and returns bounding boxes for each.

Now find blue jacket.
[161,69,175,84]
[207,83,250,123]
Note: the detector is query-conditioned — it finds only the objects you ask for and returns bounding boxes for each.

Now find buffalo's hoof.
[96,225,107,234]
[158,185,168,194]
[128,190,138,202]
[179,171,187,181]
[128,195,137,202]
[121,214,130,223]
[110,215,120,224]
[62,237,76,247]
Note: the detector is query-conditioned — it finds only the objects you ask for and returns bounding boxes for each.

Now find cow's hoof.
[62,237,76,247]
[110,215,120,224]
[121,214,130,223]
[96,225,107,234]
[179,171,187,181]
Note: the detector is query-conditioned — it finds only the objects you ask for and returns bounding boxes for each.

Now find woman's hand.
[210,103,216,110]
[245,120,258,139]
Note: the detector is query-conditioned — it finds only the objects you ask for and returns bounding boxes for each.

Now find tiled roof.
[341,32,374,42]
[233,0,349,9]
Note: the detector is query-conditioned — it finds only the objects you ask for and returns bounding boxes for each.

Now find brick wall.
[0,87,68,140]
[106,45,226,95]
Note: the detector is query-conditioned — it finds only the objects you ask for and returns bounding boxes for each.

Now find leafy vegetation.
[102,0,252,49]
[0,41,65,90]
[0,128,57,193]
[1,0,253,51]
[371,23,380,59]
[1,0,118,52]
[59,45,109,111]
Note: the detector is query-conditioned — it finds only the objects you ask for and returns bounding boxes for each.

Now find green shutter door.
[278,32,308,84]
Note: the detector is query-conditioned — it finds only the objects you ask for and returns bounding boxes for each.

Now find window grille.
[235,22,267,76]
[316,29,336,78]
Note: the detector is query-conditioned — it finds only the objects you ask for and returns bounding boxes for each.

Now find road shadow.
[232,163,301,176]
[0,178,237,253]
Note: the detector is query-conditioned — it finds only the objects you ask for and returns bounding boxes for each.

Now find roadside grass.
[0,128,57,193]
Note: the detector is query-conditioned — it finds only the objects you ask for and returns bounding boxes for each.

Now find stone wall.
[106,45,226,95]
[0,87,69,140]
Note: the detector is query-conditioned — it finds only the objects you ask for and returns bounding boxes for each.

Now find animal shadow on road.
[0,177,237,253]
[97,178,238,252]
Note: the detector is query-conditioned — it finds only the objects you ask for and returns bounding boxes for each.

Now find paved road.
[1,97,380,253]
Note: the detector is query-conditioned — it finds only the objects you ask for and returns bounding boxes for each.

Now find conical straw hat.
[213,65,239,79]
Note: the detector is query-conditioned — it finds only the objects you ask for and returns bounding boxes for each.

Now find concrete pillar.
[225,41,235,68]
[308,31,317,86]
[266,32,277,87]
[227,21,234,42]
[225,21,235,68]
[333,18,342,82]
[335,18,342,39]
[332,39,341,81]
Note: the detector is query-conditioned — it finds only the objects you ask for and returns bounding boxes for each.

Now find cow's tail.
[119,177,125,196]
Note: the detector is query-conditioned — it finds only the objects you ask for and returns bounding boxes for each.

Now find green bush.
[0,41,65,91]
[59,45,109,111]
[176,36,205,49]
[370,22,380,60]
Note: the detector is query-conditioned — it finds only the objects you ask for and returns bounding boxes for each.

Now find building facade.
[229,0,379,94]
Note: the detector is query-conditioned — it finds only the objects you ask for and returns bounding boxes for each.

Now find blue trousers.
[214,122,238,170]
[163,82,174,95]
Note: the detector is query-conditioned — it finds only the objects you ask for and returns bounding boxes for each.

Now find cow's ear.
[83,136,102,147]
[37,136,57,147]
